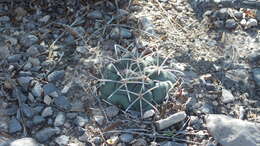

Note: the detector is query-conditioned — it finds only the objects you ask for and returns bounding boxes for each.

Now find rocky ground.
[0,0,260,146]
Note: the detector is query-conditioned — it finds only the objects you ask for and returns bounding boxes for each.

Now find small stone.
[66,113,77,119]
[225,19,237,29]
[214,20,224,28]
[47,70,65,82]
[0,46,9,59]
[54,96,71,111]
[155,111,186,130]
[131,138,147,146]
[140,16,156,35]
[120,134,133,143]
[32,82,43,98]
[17,77,33,90]
[76,46,88,54]
[234,11,243,19]
[20,34,38,47]
[75,116,89,127]
[35,127,60,143]
[106,136,119,145]
[41,107,53,117]
[43,95,52,105]
[252,68,260,87]
[105,106,119,118]
[240,19,247,26]
[78,133,89,142]
[143,109,155,119]
[4,104,18,116]
[10,137,40,146]
[55,135,69,145]
[70,101,84,112]
[87,10,103,19]
[7,54,22,63]
[27,45,40,56]
[21,104,34,118]
[94,115,105,126]
[246,18,258,28]
[43,83,58,96]
[256,10,260,21]
[39,15,51,23]
[110,27,132,39]
[216,8,229,20]
[0,16,10,22]
[54,112,66,127]
[32,115,45,125]
[8,118,22,133]
[91,136,102,145]
[221,89,235,103]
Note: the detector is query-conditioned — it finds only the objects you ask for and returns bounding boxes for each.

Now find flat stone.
[43,95,52,105]
[8,118,22,133]
[110,27,132,39]
[55,135,69,145]
[119,134,133,143]
[87,10,103,19]
[75,116,89,127]
[32,82,43,98]
[10,137,40,146]
[47,70,65,82]
[246,18,258,28]
[21,104,34,118]
[54,112,66,127]
[43,83,58,96]
[35,127,60,143]
[41,107,53,117]
[17,77,33,90]
[206,114,260,146]
[54,96,71,111]
[225,19,237,29]
[7,54,22,63]
[4,104,18,116]
[221,89,235,104]
[252,68,260,87]
[105,106,119,118]
[32,115,45,125]
[20,34,39,48]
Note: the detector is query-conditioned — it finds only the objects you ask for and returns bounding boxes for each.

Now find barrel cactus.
[99,52,177,112]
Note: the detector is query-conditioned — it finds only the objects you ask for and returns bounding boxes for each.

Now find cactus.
[99,51,177,113]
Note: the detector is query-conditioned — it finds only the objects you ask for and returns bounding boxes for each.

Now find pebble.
[221,89,235,103]
[206,114,260,146]
[105,106,119,118]
[7,54,22,63]
[75,116,89,127]
[54,96,71,111]
[27,45,40,56]
[87,10,103,19]
[54,112,66,127]
[240,19,247,27]
[21,104,34,118]
[4,104,18,116]
[256,10,260,21]
[252,68,260,87]
[55,135,69,145]
[91,136,102,145]
[131,138,147,146]
[43,83,58,96]
[35,127,60,143]
[66,113,77,119]
[93,114,105,126]
[143,109,155,119]
[47,70,65,82]
[155,111,187,130]
[140,16,156,35]
[20,34,39,47]
[17,77,33,90]
[8,118,22,133]
[0,16,10,22]
[41,107,53,117]
[119,134,133,143]
[39,15,51,23]
[246,18,258,28]
[78,133,89,142]
[43,95,52,105]
[110,27,132,39]
[31,82,43,98]
[32,115,45,125]
[215,8,229,20]
[233,11,243,19]
[33,105,44,114]
[225,19,237,29]
[248,51,260,64]
[76,46,88,54]
[9,137,40,146]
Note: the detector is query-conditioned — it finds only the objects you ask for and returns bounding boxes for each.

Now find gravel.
[252,68,260,87]
[54,112,66,127]
[41,107,53,117]
[119,134,134,143]
[47,70,65,82]
[21,104,34,118]
[53,96,71,111]
[32,115,45,125]
[35,127,60,143]
[54,135,69,145]
[8,118,22,134]
[221,89,235,104]
[9,137,40,146]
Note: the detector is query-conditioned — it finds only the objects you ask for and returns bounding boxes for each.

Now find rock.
[87,10,103,19]
[54,96,71,111]
[160,141,187,146]
[143,109,155,119]
[105,106,119,118]
[47,70,65,82]
[43,95,52,105]
[131,138,147,146]
[17,77,33,90]
[55,135,69,145]
[8,118,22,133]
[221,89,235,103]
[0,46,9,59]
[106,136,119,145]
[216,8,229,20]
[78,133,89,142]
[39,15,51,23]
[252,68,260,87]
[140,16,156,35]
[75,116,88,127]
[205,114,260,146]
[20,34,38,47]
[93,114,104,126]
[76,46,88,54]
[119,134,133,143]
[190,116,203,130]
[70,101,84,112]
[10,137,40,146]
[0,16,10,22]
[256,10,260,21]
[27,45,40,56]
[54,112,66,127]
[246,18,258,28]
[7,54,22,63]
[225,19,237,29]
[41,107,53,117]
[32,115,45,125]
[233,11,243,19]
[200,103,214,114]
[214,20,224,28]
[43,83,58,96]
[32,82,43,98]
[91,136,102,145]
[21,104,34,118]
[33,105,44,114]
[240,19,247,27]
[66,113,77,119]
[248,51,260,64]
[110,27,132,39]
[35,127,60,143]
[4,104,18,116]
[155,111,186,130]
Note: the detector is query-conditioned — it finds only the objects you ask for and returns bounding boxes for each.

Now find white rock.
[221,89,235,103]
[206,114,260,146]
[55,135,69,146]
[246,18,258,28]
[10,137,40,146]
[39,15,50,23]
[155,111,186,130]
